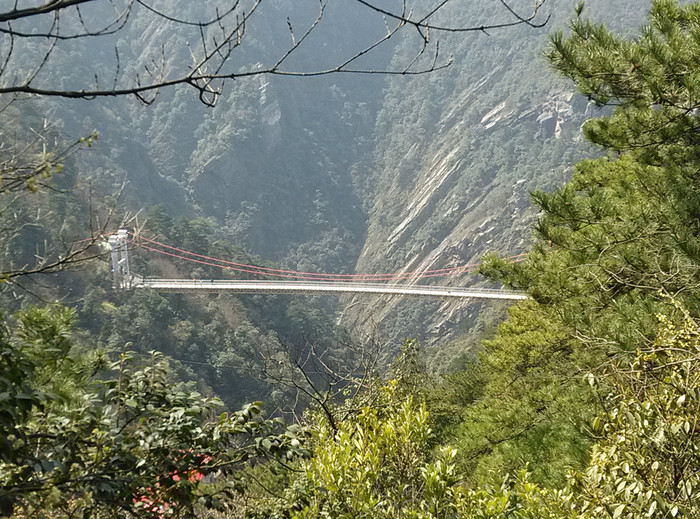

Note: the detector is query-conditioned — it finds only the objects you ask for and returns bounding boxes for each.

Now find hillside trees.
[81,210,347,409]
[0,306,308,517]
[0,107,107,285]
[247,348,576,519]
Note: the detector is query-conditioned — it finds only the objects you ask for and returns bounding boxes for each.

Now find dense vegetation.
[3,0,700,517]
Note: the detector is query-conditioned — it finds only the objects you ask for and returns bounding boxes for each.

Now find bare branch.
[0,0,96,23]
[352,0,549,32]
[0,0,549,106]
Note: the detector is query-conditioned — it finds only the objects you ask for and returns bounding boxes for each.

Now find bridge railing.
[131,277,528,300]
[136,277,512,291]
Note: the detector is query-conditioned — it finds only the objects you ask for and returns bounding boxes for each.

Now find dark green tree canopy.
[0,306,308,517]
[467,0,700,488]
[548,0,700,158]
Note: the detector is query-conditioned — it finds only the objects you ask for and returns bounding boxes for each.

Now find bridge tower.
[109,229,131,289]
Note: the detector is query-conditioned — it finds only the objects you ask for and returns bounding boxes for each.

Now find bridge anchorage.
[109,229,529,301]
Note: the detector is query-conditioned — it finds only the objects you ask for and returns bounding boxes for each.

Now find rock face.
[480,101,515,129]
[537,113,558,139]
[536,92,575,139]
[336,23,600,367]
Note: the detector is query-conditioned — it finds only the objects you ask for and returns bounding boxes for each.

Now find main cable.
[130,232,524,281]
[135,241,485,281]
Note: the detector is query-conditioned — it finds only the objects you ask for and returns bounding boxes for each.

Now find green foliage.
[539,2,700,341]
[0,306,307,518]
[567,304,700,518]
[455,468,574,519]
[254,376,579,519]
[482,152,700,353]
[441,301,594,486]
[299,390,433,517]
[548,0,700,159]
[431,306,700,517]
[454,0,700,491]
[390,338,429,398]
[259,380,464,519]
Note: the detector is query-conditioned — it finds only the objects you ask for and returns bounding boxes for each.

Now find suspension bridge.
[108,229,528,301]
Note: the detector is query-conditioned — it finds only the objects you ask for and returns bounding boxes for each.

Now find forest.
[1,0,700,517]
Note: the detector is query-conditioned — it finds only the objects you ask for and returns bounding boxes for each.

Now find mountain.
[342,0,646,367]
[0,0,649,387]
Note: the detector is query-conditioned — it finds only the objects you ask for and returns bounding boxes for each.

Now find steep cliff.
[339,0,646,367]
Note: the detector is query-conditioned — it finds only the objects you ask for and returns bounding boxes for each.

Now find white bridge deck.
[133,278,528,301]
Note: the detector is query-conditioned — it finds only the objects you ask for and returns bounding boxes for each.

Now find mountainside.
[1,0,649,380]
[340,0,645,367]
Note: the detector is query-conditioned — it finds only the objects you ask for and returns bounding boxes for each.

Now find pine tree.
[458,0,700,484]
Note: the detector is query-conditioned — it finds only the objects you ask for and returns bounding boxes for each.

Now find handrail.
[132,278,528,301]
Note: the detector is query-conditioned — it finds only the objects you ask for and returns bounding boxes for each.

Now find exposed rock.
[386,147,462,251]
[537,112,558,139]
[536,90,575,139]
[437,67,503,133]
[259,80,281,149]
[480,101,515,129]
[518,108,538,121]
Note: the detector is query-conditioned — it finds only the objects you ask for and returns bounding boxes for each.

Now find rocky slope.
[338,0,646,367]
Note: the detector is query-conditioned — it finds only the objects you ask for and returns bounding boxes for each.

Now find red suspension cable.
[136,241,486,281]
[130,232,524,281]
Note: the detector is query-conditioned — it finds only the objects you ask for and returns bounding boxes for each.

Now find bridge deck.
[133,279,528,301]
